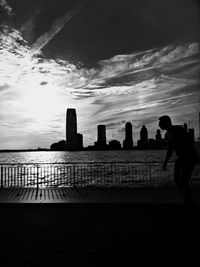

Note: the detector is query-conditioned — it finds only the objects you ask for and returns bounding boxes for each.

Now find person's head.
[159,115,172,130]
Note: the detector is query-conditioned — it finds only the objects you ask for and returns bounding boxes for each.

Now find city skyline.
[0,0,199,149]
[50,108,197,151]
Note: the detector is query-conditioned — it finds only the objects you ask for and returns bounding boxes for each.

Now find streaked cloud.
[31,1,88,52]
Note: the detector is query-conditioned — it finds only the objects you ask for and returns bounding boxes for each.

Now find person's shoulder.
[171,125,185,136]
[172,125,183,132]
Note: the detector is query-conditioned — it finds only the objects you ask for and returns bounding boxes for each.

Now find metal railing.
[0,162,200,188]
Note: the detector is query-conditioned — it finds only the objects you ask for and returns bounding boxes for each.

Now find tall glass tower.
[66,108,78,150]
[97,125,106,146]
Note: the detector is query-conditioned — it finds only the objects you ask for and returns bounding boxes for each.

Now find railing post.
[36,165,39,199]
[1,166,4,189]
[73,165,76,187]
[0,161,188,190]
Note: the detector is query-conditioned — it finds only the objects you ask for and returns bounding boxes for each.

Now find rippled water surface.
[0,150,199,187]
[0,150,172,164]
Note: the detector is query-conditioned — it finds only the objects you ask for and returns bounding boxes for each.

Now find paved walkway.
[0,187,200,203]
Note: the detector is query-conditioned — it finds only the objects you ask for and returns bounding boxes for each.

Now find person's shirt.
[165,125,198,163]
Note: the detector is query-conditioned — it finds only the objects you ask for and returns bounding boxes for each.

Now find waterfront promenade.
[0,161,200,204]
[0,197,199,266]
[1,186,200,266]
[0,163,199,265]
[0,186,200,203]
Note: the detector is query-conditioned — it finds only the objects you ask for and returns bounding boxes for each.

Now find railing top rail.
[0,161,175,166]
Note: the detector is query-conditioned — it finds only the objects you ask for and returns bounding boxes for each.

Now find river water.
[0,150,171,164]
[0,150,199,187]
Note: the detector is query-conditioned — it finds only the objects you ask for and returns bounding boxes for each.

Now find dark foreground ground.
[0,204,199,267]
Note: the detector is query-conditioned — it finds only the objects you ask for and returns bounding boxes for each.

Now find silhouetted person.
[159,115,199,204]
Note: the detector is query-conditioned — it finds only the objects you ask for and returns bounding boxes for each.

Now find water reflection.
[0,150,172,164]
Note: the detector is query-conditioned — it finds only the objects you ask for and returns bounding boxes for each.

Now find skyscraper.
[77,133,83,149]
[140,125,148,143]
[94,125,107,149]
[123,122,133,149]
[66,108,80,150]
[155,129,161,141]
[137,125,148,149]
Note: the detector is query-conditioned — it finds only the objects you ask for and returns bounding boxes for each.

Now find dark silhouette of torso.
[165,126,198,164]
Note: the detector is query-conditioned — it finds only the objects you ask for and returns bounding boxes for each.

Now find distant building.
[94,125,107,150]
[50,140,66,151]
[137,125,148,149]
[154,129,166,149]
[136,126,166,150]
[97,125,106,145]
[123,122,133,149]
[109,140,122,150]
[182,123,195,144]
[147,138,156,149]
[77,133,83,149]
[140,125,148,143]
[155,129,161,141]
[66,108,77,150]
[66,108,83,150]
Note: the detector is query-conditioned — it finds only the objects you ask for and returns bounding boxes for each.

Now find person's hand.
[162,162,167,171]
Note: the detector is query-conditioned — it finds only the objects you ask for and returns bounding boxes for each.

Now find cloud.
[31,1,88,52]
[79,43,199,91]
[20,8,41,43]
[0,25,78,89]
[0,24,200,148]
[0,0,14,16]
[0,84,10,92]
[40,81,48,85]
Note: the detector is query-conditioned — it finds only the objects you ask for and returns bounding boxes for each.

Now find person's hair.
[159,115,172,127]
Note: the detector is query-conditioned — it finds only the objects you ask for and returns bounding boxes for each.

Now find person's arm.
[163,145,173,170]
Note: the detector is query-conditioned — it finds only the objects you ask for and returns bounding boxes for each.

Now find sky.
[0,0,200,149]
